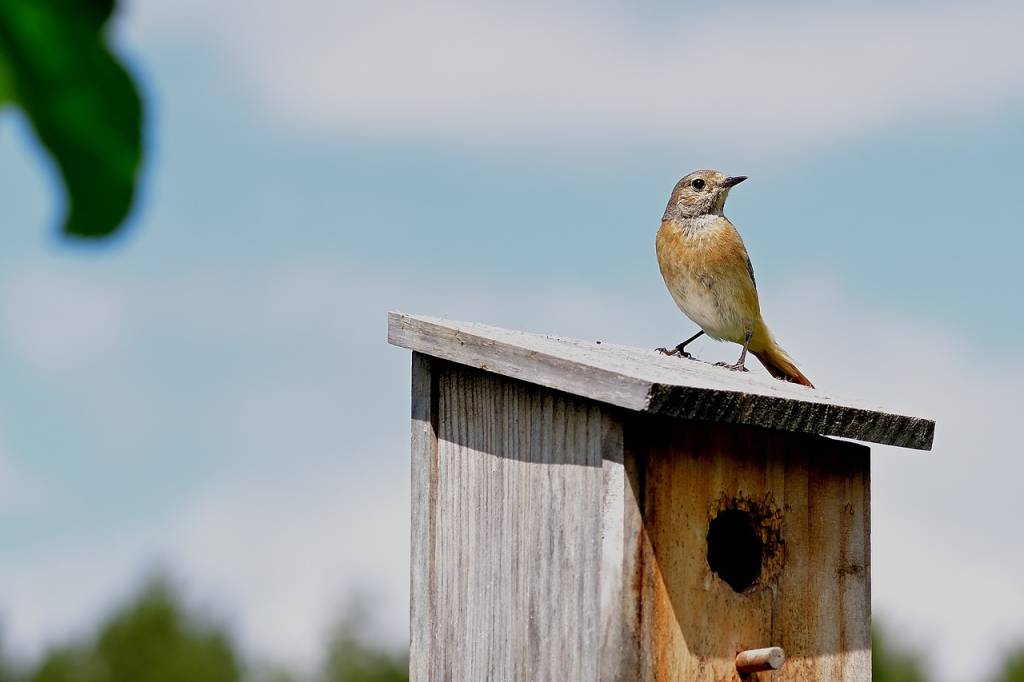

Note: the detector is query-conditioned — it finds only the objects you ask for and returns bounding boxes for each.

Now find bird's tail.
[751,325,814,388]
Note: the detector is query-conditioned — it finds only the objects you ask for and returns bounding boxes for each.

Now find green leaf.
[0,46,11,105]
[0,0,143,238]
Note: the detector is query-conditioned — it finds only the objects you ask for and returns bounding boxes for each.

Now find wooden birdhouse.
[388,312,934,681]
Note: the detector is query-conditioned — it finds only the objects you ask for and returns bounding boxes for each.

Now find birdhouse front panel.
[623,417,871,680]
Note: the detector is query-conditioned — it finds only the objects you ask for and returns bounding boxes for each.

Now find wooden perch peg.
[736,647,785,673]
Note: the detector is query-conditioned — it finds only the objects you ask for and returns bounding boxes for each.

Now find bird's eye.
[691,178,705,190]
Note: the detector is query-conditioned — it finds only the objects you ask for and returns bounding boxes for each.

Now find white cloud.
[0,268,126,373]
[124,0,1024,155]
[166,456,410,668]
[0,257,1020,681]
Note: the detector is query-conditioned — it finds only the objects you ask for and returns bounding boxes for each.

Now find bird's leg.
[716,327,752,372]
[657,330,704,359]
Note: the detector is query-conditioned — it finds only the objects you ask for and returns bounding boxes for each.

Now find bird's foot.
[715,361,749,373]
[656,344,694,359]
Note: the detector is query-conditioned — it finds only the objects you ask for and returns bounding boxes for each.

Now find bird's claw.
[715,361,749,372]
[656,346,693,359]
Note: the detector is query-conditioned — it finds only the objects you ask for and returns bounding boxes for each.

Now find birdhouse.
[388,312,934,681]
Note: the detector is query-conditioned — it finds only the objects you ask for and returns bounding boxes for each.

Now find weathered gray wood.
[619,435,646,680]
[408,352,436,681]
[416,360,624,681]
[598,418,626,680]
[388,311,934,450]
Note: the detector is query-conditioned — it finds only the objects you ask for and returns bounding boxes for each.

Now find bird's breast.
[656,218,759,342]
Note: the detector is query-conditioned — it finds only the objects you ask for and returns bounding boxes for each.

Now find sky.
[1,0,1023,679]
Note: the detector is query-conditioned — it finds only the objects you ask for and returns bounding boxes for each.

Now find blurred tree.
[320,600,407,682]
[0,640,24,682]
[25,577,241,682]
[248,666,302,682]
[993,646,1024,682]
[8,581,410,682]
[0,0,143,238]
[873,623,928,682]
[12,593,1024,682]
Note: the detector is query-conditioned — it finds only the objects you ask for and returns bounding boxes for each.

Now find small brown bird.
[655,170,813,387]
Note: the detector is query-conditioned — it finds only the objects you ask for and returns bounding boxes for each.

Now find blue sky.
[1,1,1023,679]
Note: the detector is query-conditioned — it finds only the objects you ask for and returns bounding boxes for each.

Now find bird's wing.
[745,254,756,291]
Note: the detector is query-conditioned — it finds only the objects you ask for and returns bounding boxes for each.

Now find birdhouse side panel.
[410,358,624,681]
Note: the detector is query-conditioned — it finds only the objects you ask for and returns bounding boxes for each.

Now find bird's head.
[663,170,747,221]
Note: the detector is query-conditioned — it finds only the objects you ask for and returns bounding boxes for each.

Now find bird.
[655,170,814,387]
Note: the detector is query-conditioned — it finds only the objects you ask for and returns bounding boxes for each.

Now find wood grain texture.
[388,312,934,450]
[599,437,628,679]
[408,352,437,682]
[413,360,624,681]
[626,417,871,681]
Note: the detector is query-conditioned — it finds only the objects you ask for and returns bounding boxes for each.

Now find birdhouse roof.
[387,312,934,450]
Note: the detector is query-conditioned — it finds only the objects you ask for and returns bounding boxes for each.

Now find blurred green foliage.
[320,601,407,682]
[873,623,927,682]
[0,641,22,682]
[994,648,1024,682]
[873,624,1024,682]
[21,579,240,682]
[0,48,11,104]
[0,578,408,682]
[0,0,143,238]
[6,581,1024,681]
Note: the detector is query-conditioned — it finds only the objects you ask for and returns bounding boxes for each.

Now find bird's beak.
[722,176,748,188]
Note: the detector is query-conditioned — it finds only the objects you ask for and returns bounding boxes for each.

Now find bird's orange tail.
[751,341,814,388]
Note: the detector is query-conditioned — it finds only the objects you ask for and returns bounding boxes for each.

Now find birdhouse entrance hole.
[706,508,764,592]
